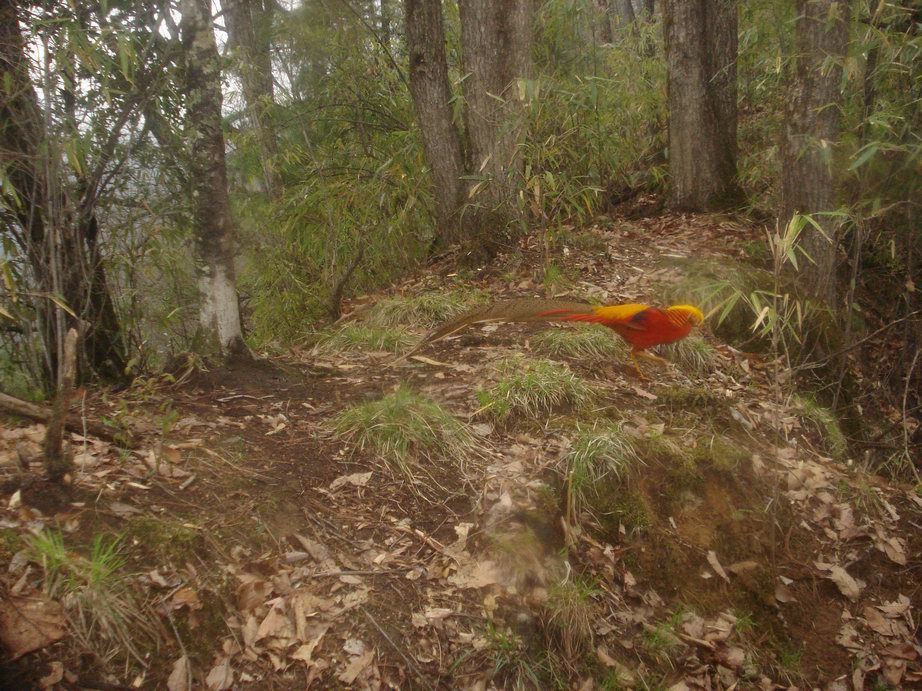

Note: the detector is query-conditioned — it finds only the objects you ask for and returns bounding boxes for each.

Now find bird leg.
[630,349,670,379]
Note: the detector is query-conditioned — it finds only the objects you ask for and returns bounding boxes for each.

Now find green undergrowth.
[312,324,413,354]
[541,579,598,662]
[28,530,158,665]
[477,357,595,423]
[562,423,641,526]
[658,335,718,376]
[363,288,487,329]
[795,395,848,460]
[663,257,776,348]
[533,325,627,361]
[332,384,478,484]
[664,256,841,368]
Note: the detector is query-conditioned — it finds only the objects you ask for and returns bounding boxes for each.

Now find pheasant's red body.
[536,303,701,351]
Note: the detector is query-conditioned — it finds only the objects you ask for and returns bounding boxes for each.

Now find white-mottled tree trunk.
[181,0,248,358]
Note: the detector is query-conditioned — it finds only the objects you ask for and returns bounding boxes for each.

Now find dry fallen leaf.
[205,656,234,690]
[0,591,67,659]
[706,550,730,583]
[337,649,374,684]
[330,471,373,491]
[815,562,865,601]
[166,655,191,691]
[38,660,64,689]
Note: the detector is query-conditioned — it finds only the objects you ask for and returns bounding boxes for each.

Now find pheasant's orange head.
[665,304,705,327]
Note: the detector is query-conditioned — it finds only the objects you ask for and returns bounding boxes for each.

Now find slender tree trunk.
[405,0,467,248]
[181,0,248,357]
[615,0,636,28]
[380,0,394,48]
[663,0,739,210]
[458,0,534,252]
[224,0,281,199]
[780,0,850,307]
[1,0,126,386]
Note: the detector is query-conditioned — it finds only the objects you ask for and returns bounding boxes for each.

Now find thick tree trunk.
[405,0,467,248]
[458,0,534,251]
[663,0,739,210]
[181,0,248,357]
[225,0,281,199]
[780,0,850,308]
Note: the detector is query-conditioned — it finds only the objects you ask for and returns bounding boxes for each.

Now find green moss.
[797,395,847,459]
[0,528,22,563]
[124,515,203,566]
[691,435,750,473]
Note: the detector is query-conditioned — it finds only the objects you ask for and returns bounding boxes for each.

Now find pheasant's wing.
[589,303,651,329]
[394,298,596,361]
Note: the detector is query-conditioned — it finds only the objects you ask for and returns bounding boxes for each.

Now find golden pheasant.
[400,298,705,376]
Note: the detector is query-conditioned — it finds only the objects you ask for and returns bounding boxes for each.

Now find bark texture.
[180,0,247,357]
[405,0,467,247]
[458,0,535,248]
[225,0,281,198]
[780,0,850,307]
[663,0,739,210]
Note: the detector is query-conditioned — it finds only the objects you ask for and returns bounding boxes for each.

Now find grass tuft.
[533,325,627,361]
[658,335,717,376]
[563,424,640,525]
[542,580,597,662]
[364,289,486,328]
[477,357,594,422]
[313,324,413,354]
[28,531,157,665]
[796,395,847,459]
[332,385,477,484]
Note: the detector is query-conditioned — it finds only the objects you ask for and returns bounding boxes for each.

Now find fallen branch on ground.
[0,391,137,448]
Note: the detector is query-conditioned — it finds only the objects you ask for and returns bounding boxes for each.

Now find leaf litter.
[0,209,920,688]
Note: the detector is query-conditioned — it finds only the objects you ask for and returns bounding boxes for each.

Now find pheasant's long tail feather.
[393,298,596,363]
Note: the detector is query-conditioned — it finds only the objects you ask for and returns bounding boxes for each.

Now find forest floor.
[1,202,921,690]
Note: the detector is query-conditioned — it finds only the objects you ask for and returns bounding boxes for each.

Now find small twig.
[361,607,428,686]
[329,243,366,320]
[164,611,192,691]
[901,347,921,482]
[311,568,402,577]
[794,309,922,372]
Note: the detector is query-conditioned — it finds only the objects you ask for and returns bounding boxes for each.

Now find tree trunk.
[663,0,739,210]
[615,0,636,28]
[181,0,248,357]
[458,0,535,252]
[224,0,281,199]
[780,0,849,307]
[380,0,394,48]
[405,0,467,248]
